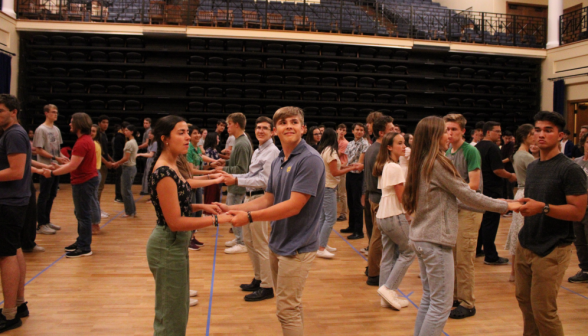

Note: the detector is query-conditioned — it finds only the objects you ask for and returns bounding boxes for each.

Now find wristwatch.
[52,155,56,160]
[543,204,550,214]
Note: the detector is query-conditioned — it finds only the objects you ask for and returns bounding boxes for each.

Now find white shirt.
[560,140,568,153]
[233,138,280,192]
[225,135,235,149]
[376,161,405,219]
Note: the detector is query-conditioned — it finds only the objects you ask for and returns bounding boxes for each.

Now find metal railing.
[560,5,588,45]
[16,0,547,48]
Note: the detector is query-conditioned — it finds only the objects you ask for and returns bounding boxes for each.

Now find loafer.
[484,256,509,265]
[336,214,347,222]
[347,234,364,240]
[340,227,353,233]
[244,288,274,302]
[241,278,261,292]
[366,276,379,286]
[0,302,29,319]
[0,314,22,333]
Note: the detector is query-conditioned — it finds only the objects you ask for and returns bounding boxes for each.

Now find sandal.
[449,305,476,319]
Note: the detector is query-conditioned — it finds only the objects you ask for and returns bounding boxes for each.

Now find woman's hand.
[507,200,522,213]
[213,202,230,212]
[200,204,222,215]
[217,214,234,224]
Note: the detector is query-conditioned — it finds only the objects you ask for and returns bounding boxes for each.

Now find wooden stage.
[2,184,588,335]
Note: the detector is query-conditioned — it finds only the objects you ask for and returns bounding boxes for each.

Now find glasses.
[313,132,321,136]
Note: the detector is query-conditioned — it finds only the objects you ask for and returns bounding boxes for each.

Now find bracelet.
[50,170,54,177]
[213,215,218,226]
[247,211,253,223]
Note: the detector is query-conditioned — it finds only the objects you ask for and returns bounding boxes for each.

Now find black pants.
[503,179,514,200]
[364,191,374,241]
[476,191,502,262]
[37,175,59,227]
[114,166,123,200]
[346,172,364,236]
[573,209,588,272]
[22,181,38,250]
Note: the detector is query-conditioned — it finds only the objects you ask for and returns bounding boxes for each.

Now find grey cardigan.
[409,161,508,247]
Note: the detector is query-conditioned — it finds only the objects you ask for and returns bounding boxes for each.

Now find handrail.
[560,5,588,45]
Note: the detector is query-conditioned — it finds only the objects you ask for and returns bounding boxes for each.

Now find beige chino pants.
[453,209,483,309]
[243,194,272,288]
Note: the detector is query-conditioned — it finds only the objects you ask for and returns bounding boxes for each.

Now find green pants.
[146,225,191,336]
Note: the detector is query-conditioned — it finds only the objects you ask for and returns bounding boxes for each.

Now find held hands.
[506,200,523,213]
[199,204,222,215]
[508,173,518,183]
[42,168,52,178]
[515,198,544,217]
[355,163,364,172]
[223,173,237,186]
[55,156,69,164]
[212,202,230,213]
[228,210,249,227]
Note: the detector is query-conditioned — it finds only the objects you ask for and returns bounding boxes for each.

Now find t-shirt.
[364,142,382,203]
[446,141,482,192]
[399,147,410,178]
[70,134,98,185]
[123,138,138,167]
[0,124,32,206]
[94,141,102,170]
[100,132,109,158]
[112,132,125,161]
[225,135,235,149]
[376,161,405,218]
[501,142,515,173]
[266,139,326,256]
[187,142,203,168]
[197,138,204,148]
[520,153,587,257]
[321,147,340,188]
[32,123,63,165]
[338,138,348,166]
[574,157,588,183]
[475,140,504,197]
[513,150,535,188]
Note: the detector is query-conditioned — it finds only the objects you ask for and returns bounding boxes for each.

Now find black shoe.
[0,302,29,319]
[191,237,204,246]
[336,214,347,222]
[66,249,93,258]
[452,300,461,308]
[240,278,261,292]
[139,191,149,196]
[449,305,476,319]
[475,251,484,258]
[340,227,353,233]
[244,288,274,302]
[364,267,368,276]
[484,256,509,265]
[0,314,22,333]
[366,276,379,286]
[64,243,78,252]
[568,270,588,283]
[347,234,364,240]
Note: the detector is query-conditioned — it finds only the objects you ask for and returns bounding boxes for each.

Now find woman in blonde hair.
[402,116,520,336]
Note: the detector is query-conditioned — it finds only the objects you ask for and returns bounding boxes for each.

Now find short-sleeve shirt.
[520,153,587,257]
[446,141,483,192]
[345,138,369,174]
[475,140,504,196]
[338,138,349,166]
[33,124,63,165]
[100,132,109,158]
[142,127,151,145]
[376,161,405,218]
[225,135,235,149]
[94,141,102,170]
[0,124,31,206]
[187,142,203,168]
[123,139,138,167]
[513,150,535,188]
[70,134,98,185]
[321,147,340,188]
[574,157,588,182]
[266,139,326,256]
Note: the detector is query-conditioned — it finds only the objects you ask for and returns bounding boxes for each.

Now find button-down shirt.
[234,138,280,192]
[345,137,369,174]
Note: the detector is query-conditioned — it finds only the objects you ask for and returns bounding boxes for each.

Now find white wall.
[435,0,583,13]
[0,11,18,95]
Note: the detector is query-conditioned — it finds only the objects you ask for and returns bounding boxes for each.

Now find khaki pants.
[98,163,108,202]
[270,250,316,336]
[515,243,572,336]
[367,200,382,277]
[453,209,483,309]
[243,194,272,288]
[337,174,347,216]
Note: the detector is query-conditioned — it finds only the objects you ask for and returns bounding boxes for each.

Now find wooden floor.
[2,184,588,336]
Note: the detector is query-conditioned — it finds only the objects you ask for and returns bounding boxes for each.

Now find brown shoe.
[92,224,101,235]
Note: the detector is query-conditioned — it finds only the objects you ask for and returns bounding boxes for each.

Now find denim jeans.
[91,170,102,225]
[37,174,59,226]
[227,193,245,244]
[377,215,415,289]
[318,187,337,248]
[114,166,123,200]
[190,187,203,218]
[121,165,137,216]
[72,176,99,252]
[411,240,453,336]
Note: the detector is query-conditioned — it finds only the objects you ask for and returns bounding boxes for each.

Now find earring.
[166,143,169,145]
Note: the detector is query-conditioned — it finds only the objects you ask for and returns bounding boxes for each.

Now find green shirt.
[446,141,483,192]
[223,134,252,194]
[187,142,203,169]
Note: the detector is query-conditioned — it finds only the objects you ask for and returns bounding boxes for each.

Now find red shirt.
[70,134,98,185]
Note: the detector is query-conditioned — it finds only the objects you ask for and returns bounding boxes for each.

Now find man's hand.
[42,168,52,178]
[224,174,237,186]
[212,202,230,212]
[50,163,59,170]
[55,156,69,164]
[361,194,365,207]
[199,204,222,215]
[355,163,364,172]
[508,173,517,183]
[228,210,249,227]
[517,198,545,217]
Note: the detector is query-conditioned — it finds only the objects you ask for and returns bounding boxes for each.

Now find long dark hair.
[203,131,218,151]
[512,124,534,163]
[373,132,400,177]
[149,115,191,190]
[317,128,338,158]
[404,133,413,148]
[306,126,319,145]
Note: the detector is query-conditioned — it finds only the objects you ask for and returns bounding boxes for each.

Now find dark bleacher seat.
[304,44,320,55]
[208,87,223,97]
[127,38,143,48]
[227,58,243,67]
[188,86,204,96]
[190,56,205,65]
[245,59,262,68]
[125,85,142,95]
[226,104,241,113]
[226,73,243,82]
[267,43,284,53]
[266,75,282,84]
[209,57,224,66]
[359,77,374,88]
[359,64,375,73]
[69,99,85,110]
[266,90,282,99]
[322,62,338,71]
[445,67,460,78]
[392,94,407,104]
[107,100,123,110]
[285,59,302,69]
[90,100,105,109]
[244,105,260,114]
[208,103,223,113]
[359,93,375,102]
[341,76,357,87]
[359,48,376,58]
[226,88,242,98]
[208,72,223,82]
[376,94,390,103]
[393,66,408,75]
[245,89,262,98]
[375,79,391,88]
[245,74,261,83]
[108,69,123,78]
[34,81,50,93]
[33,51,50,60]
[285,76,301,85]
[107,85,123,94]
[108,52,124,62]
[476,85,490,93]
[341,91,357,102]
[321,107,337,116]
[304,77,319,85]
[69,36,86,46]
[69,83,85,93]
[265,105,281,115]
[461,68,475,78]
[49,67,66,77]
[322,77,338,86]
[286,44,302,54]
[245,41,262,52]
[51,51,68,61]
[340,108,357,116]
[91,51,107,62]
[32,35,50,45]
[445,98,460,106]
[189,71,205,81]
[377,65,391,74]
[462,98,475,107]
[190,39,206,50]
[89,84,106,94]
[188,102,204,112]
[267,58,283,69]
[90,69,106,78]
[321,92,337,101]
[462,84,475,93]
[285,91,301,100]
[108,37,124,47]
[303,91,319,101]
[125,100,141,110]
[341,63,358,72]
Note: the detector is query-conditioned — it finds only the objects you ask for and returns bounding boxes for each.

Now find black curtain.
[553,79,565,115]
[0,53,11,94]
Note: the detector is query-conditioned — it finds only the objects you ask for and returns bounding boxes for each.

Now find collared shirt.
[345,137,369,174]
[234,138,280,192]
[266,139,326,256]
[223,134,253,194]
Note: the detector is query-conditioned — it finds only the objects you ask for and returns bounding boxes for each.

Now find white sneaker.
[190,298,199,306]
[317,249,335,259]
[101,211,109,218]
[224,244,247,254]
[326,245,337,253]
[48,223,61,230]
[381,298,392,308]
[377,285,402,310]
[398,297,409,308]
[38,224,56,235]
[190,290,198,297]
[24,245,46,253]
[225,238,237,247]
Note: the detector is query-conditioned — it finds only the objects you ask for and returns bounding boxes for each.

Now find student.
[373,132,414,310]
[33,104,68,235]
[216,106,325,336]
[336,124,349,222]
[316,129,360,259]
[517,111,587,336]
[400,133,412,177]
[43,113,99,258]
[203,132,222,205]
[0,94,32,333]
[569,132,588,283]
[112,122,128,203]
[305,126,321,151]
[560,129,574,158]
[146,115,228,336]
[97,115,113,217]
[138,118,152,151]
[403,116,519,336]
[470,121,484,146]
[139,132,157,196]
[501,130,516,202]
[504,124,535,282]
[572,125,588,158]
[112,124,139,218]
[90,125,107,235]
[365,111,383,144]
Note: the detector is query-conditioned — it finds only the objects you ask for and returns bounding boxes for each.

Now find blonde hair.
[443,113,467,130]
[273,106,304,125]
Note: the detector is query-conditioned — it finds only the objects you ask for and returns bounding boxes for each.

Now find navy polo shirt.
[266,139,326,256]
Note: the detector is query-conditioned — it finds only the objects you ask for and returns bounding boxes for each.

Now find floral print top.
[150,166,191,227]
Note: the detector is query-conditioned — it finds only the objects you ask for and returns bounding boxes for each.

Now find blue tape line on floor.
[205,224,220,336]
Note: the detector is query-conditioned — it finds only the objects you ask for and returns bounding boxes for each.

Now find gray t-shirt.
[363,142,382,203]
[0,124,32,206]
[513,150,535,188]
[225,135,235,149]
[266,139,326,256]
[32,124,63,165]
[123,138,138,166]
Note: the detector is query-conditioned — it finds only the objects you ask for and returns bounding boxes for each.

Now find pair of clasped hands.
[39,156,69,178]
[198,196,252,228]
[502,198,546,217]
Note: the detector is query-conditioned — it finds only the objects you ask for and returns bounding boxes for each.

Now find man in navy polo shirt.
[218,106,325,336]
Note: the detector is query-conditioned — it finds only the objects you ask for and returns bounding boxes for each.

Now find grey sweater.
[409,161,508,247]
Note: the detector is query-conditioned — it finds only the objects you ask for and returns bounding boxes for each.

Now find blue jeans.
[72,176,99,251]
[227,193,245,244]
[318,187,337,248]
[37,174,59,226]
[378,215,415,289]
[411,240,453,336]
[121,165,137,216]
[190,188,203,218]
[91,170,102,225]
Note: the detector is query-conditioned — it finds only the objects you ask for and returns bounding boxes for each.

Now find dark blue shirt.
[0,124,32,206]
[266,139,326,256]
